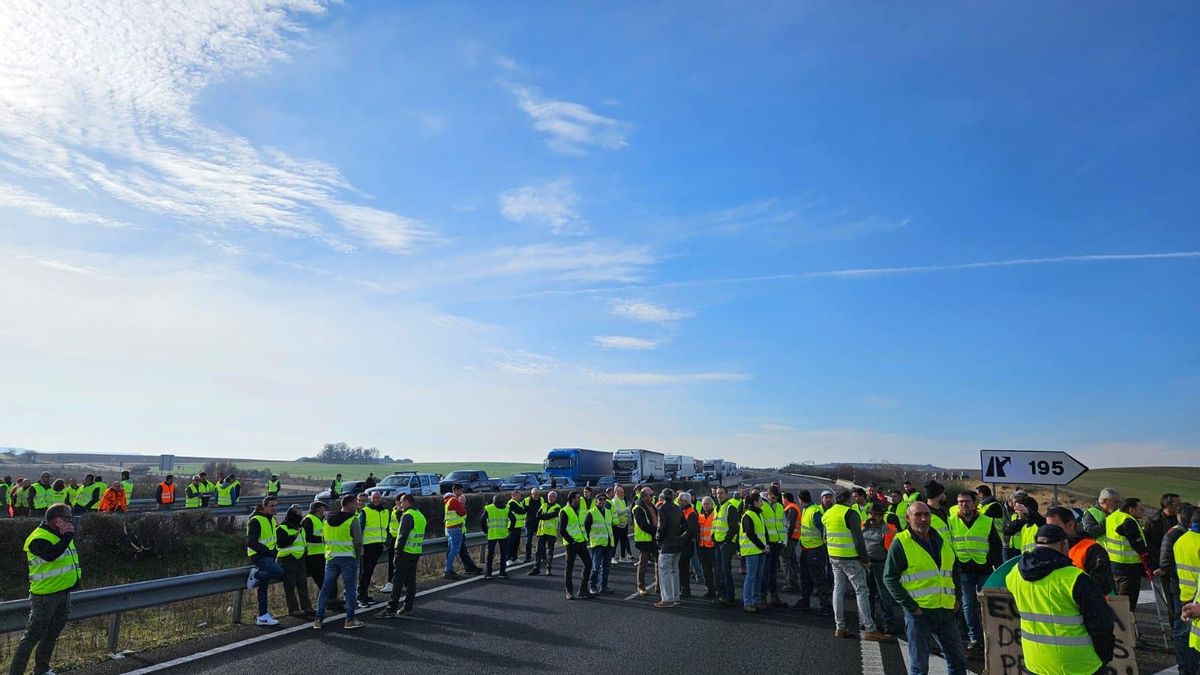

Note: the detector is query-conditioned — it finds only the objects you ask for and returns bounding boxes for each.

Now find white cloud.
[0,183,130,228]
[507,84,631,155]
[489,349,557,376]
[0,0,429,253]
[448,242,656,285]
[611,299,694,323]
[499,180,583,234]
[587,371,749,385]
[592,336,660,350]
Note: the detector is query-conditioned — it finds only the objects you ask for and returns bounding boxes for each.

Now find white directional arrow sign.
[980,449,1088,486]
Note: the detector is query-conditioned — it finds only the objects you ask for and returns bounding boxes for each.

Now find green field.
[1063,466,1200,503]
[197,460,544,482]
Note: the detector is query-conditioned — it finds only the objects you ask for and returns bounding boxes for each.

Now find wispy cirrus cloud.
[611,299,693,323]
[506,83,631,155]
[498,180,583,234]
[592,335,661,350]
[586,370,749,385]
[0,183,130,228]
[0,0,431,254]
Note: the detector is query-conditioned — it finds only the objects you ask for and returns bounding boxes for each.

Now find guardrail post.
[107,612,121,653]
[231,589,244,624]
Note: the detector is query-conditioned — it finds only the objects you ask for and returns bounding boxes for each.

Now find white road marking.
[860,638,886,675]
[623,581,658,601]
[897,639,978,675]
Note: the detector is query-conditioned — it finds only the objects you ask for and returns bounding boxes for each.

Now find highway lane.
[125,558,914,675]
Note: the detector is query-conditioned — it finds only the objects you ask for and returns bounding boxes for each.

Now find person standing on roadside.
[948,489,1001,654]
[356,491,391,607]
[330,474,343,501]
[654,488,683,608]
[523,488,542,564]
[99,481,127,512]
[505,490,527,564]
[1044,506,1114,594]
[302,501,330,600]
[0,475,11,518]
[266,475,281,498]
[696,496,718,599]
[482,493,513,579]
[586,492,614,595]
[155,474,176,510]
[826,491,892,641]
[713,485,741,607]
[29,472,53,517]
[276,504,314,619]
[863,502,898,634]
[560,491,594,600]
[782,492,803,593]
[245,496,284,626]
[762,486,787,607]
[443,484,483,580]
[377,493,426,619]
[530,490,561,576]
[610,485,633,563]
[11,503,80,675]
[677,493,699,599]
[314,494,365,630]
[633,487,660,596]
[740,491,767,612]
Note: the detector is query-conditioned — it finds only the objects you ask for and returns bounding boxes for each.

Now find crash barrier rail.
[5,494,316,519]
[0,532,485,653]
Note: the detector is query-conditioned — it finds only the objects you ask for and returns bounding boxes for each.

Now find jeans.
[280,555,313,614]
[868,560,895,629]
[830,557,875,632]
[536,534,557,573]
[716,541,737,602]
[589,546,612,591]
[565,543,593,594]
[903,609,967,675]
[9,590,70,675]
[524,526,537,561]
[251,554,285,616]
[742,553,764,607]
[958,570,986,644]
[689,549,703,580]
[486,538,507,576]
[387,552,419,612]
[316,556,358,621]
[765,543,782,595]
[658,552,681,602]
[801,546,833,609]
[445,527,478,574]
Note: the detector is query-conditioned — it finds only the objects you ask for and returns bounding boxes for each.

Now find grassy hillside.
[222,460,543,481]
[1063,466,1200,503]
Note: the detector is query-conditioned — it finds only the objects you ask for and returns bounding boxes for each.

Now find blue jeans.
[743,553,766,607]
[589,546,612,591]
[316,556,358,621]
[958,570,986,644]
[903,609,967,675]
[1171,591,1200,675]
[251,555,284,616]
[444,527,476,573]
[716,542,737,602]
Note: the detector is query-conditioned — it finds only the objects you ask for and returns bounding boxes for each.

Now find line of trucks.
[543,448,739,486]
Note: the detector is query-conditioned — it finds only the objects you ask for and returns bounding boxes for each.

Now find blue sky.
[1,1,1197,468]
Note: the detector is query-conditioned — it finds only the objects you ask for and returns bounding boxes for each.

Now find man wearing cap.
[1044,506,1114,595]
[1006,524,1115,675]
[923,481,952,545]
[862,501,898,633]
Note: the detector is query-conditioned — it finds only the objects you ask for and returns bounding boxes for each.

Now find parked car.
[315,480,368,502]
[594,475,616,488]
[438,470,502,494]
[499,472,543,491]
[539,476,576,490]
[366,472,440,498]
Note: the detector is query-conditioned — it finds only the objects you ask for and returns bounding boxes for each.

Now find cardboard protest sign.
[981,587,1138,675]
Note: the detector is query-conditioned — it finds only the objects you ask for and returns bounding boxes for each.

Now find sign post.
[979,449,1088,488]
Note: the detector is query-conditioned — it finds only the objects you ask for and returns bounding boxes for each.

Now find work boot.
[375,607,397,619]
[443,571,461,580]
[833,627,852,638]
[862,630,894,642]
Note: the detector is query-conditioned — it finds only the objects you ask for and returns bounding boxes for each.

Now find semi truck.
[613,449,666,483]
[703,458,726,481]
[665,454,698,480]
[543,448,613,486]
[693,458,705,476]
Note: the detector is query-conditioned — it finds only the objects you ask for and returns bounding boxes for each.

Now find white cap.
[820,489,834,497]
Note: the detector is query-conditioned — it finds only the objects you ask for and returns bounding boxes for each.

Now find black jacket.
[245,511,276,558]
[1109,515,1149,574]
[524,498,542,532]
[394,511,416,558]
[656,501,684,554]
[1145,509,1177,569]
[1158,525,1189,600]
[680,507,699,551]
[1070,535,1115,596]
[1014,547,1115,665]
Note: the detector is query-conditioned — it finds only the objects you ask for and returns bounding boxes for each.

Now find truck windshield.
[665,462,680,471]
[445,471,474,480]
[545,457,572,469]
[613,460,637,470]
[379,475,412,486]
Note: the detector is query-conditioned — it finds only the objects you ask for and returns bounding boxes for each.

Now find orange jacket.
[99,488,127,512]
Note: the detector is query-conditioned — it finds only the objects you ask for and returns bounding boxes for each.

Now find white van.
[366,472,440,499]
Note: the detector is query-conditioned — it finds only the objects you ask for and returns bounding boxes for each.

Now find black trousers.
[486,539,507,575]
[506,529,522,562]
[698,545,717,595]
[679,544,695,594]
[385,542,395,580]
[613,526,631,558]
[358,542,384,601]
[536,534,557,572]
[10,590,70,675]
[305,554,326,588]
[280,556,312,613]
[565,542,592,593]
[387,552,419,611]
[524,526,537,560]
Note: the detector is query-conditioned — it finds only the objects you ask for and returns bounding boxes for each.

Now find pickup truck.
[438,470,502,494]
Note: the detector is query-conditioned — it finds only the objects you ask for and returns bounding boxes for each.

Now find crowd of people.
[0,470,269,517]
[8,474,1200,675]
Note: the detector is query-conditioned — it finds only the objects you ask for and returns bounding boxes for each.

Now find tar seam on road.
[121,554,556,675]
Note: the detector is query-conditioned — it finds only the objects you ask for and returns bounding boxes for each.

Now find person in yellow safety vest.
[585,492,614,595]
[794,489,833,615]
[215,479,236,507]
[0,474,11,518]
[1080,486,1121,544]
[850,487,871,522]
[11,503,81,675]
[883,501,966,674]
[610,485,633,564]
[267,475,281,497]
[355,491,391,607]
[1182,595,1200,664]
[377,493,427,618]
[886,489,908,531]
[330,473,344,500]
[1003,494,1046,556]
[711,485,740,606]
[314,494,365,631]
[531,490,562,576]
[631,486,659,596]
[921,481,953,548]
[505,490,528,565]
[1006,524,1117,675]
[521,488,543,565]
[1044,506,1115,595]
[825,491,894,642]
[244,496,284,626]
[481,493,513,579]
[275,504,314,618]
[302,501,330,599]
[30,472,54,515]
[11,478,29,518]
[739,491,768,612]
[560,490,595,600]
[1166,507,1200,674]
[948,489,1002,654]
[120,471,133,500]
[65,479,79,506]
[1105,495,1152,614]
[761,486,788,607]
[48,479,70,506]
[71,474,100,514]
[197,472,214,507]
[900,480,922,510]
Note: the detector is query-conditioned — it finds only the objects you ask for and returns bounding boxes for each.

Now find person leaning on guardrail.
[276,504,315,619]
[185,475,204,509]
[314,494,365,631]
[377,493,426,619]
[245,495,285,626]
[11,502,81,675]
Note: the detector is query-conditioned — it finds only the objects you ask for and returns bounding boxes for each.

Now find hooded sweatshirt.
[1014,547,1115,665]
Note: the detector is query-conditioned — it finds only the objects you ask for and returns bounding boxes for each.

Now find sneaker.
[247,568,258,590]
[344,619,365,630]
[611,557,621,564]
[312,619,323,630]
[443,571,462,580]
[526,568,541,576]
[376,607,397,619]
[380,582,394,593]
[565,592,575,600]
[356,599,372,609]
[834,628,853,639]
[862,630,894,642]
[397,607,414,617]
[654,600,673,608]
[255,613,278,626]
[637,588,650,596]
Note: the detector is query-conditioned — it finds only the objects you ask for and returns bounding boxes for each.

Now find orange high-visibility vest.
[1069,537,1099,571]
[784,502,802,540]
[698,511,715,548]
[159,482,175,504]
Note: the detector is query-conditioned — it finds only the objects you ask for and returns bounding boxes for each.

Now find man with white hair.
[1081,487,1120,540]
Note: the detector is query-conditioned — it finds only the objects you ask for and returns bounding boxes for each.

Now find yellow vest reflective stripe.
[217,484,235,506]
[361,507,390,545]
[48,489,69,504]
[538,503,561,537]
[245,514,277,557]
[929,512,952,550]
[1006,564,1101,674]
[948,512,993,564]
[402,510,427,554]
[24,528,81,595]
[507,500,526,529]
[1104,511,1144,565]
[611,497,630,527]
[588,506,614,547]
[712,502,731,542]
[324,517,355,559]
[484,504,510,540]
[739,510,766,557]
[895,529,955,610]
[444,499,465,529]
[267,480,280,493]
[1173,530,1200,603]
[304,513,325,555]
[762,501,785,543]
[1190,584,1200,652]
[276,524,304,559]
[31,484,52,510]
[1019,523,1040,553]
[561,505,587,545]
[800,504,824,548]
[632,504,653,542]
[823,504,857,559]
